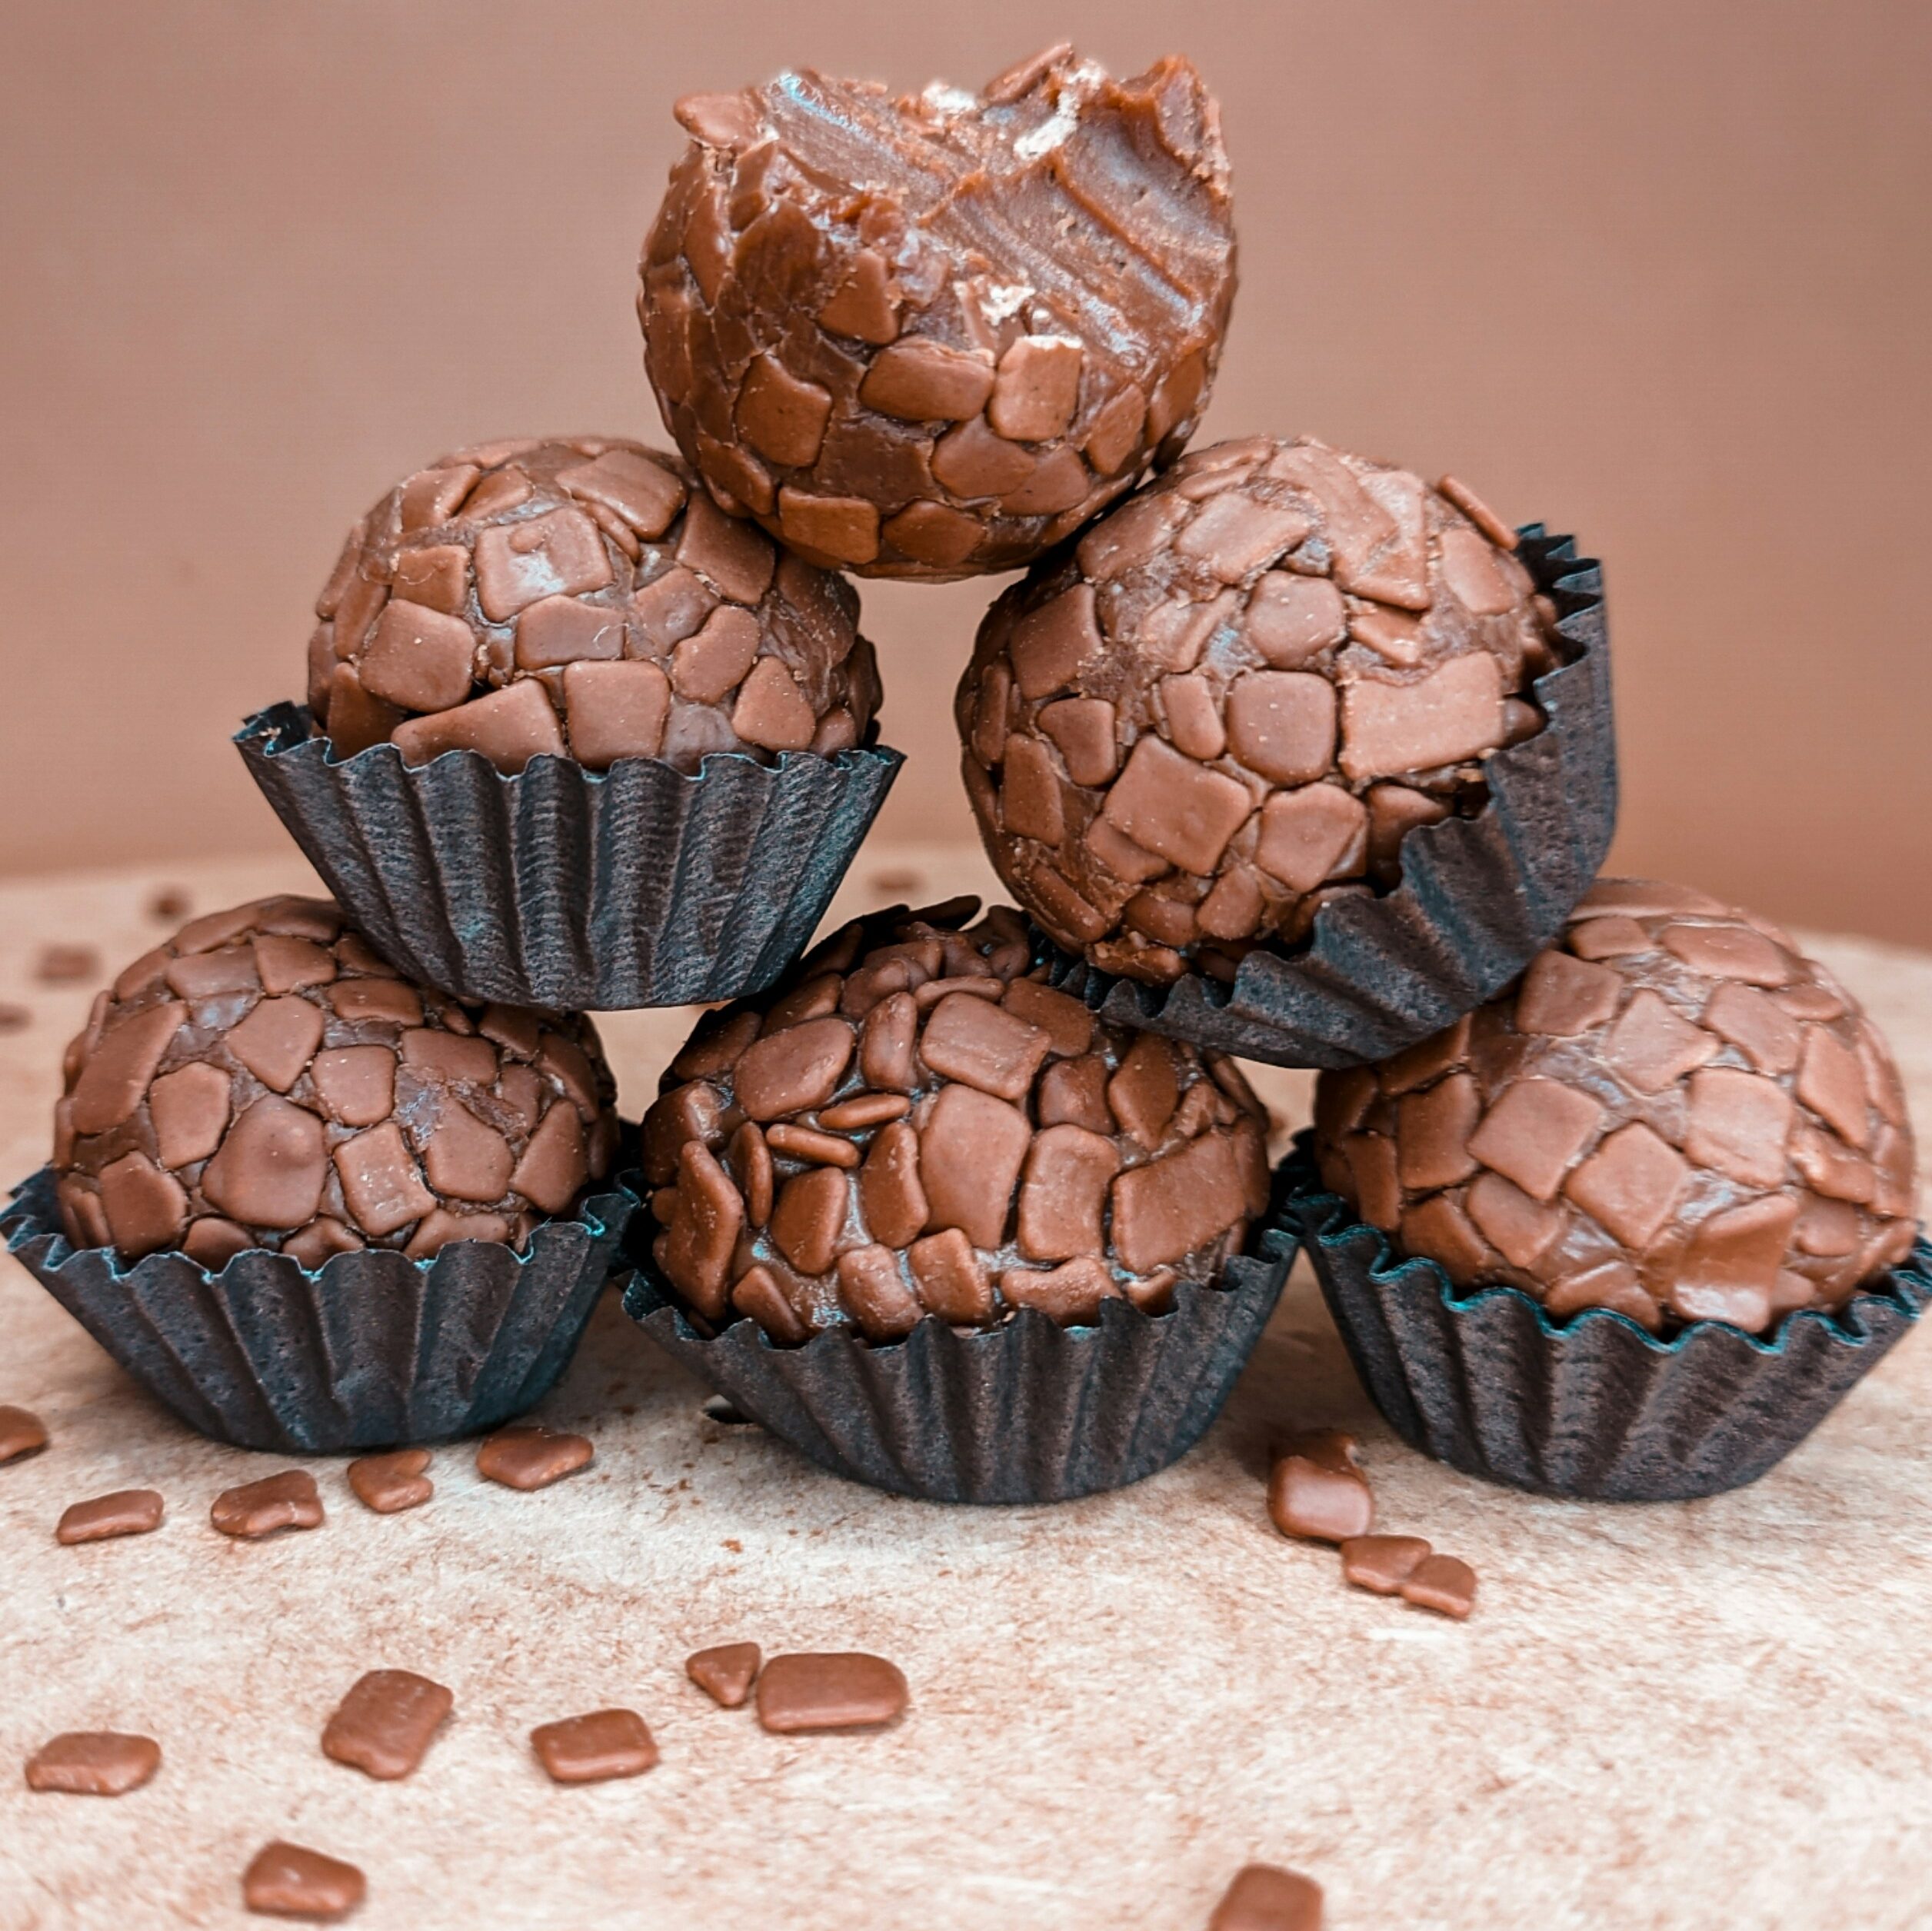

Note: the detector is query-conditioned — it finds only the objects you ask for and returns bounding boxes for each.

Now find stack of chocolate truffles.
[6,43,1921,1509]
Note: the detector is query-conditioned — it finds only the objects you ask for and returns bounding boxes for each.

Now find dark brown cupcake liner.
[2,1167,635,1455]
[615,1166,1303,1505]
[1044,526,1617,1067]
[235,703,903,1009]
[1279,1137,1929,1500]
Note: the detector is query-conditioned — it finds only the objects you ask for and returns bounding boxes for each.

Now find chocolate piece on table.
[754,1653,908,1733]
[35,944,102,986]
[0,1003,28,1034]
[643,900,1271,1343]
[242,1841,366,1921]
[0,1405,48,1465]
[958,437,1562,984]
[1267,1453,1373,1545]
[475,1425,594,1490]
[321,1670,454,1780]
[211,1470,325,1540]
[1401,1553,1478,1619]
[148,886,192,922]
[1338,1534,1431,1596]
[50,895,620,1267]
[641,46,1234,580]
[309,438,878,772]
[1312,879,1920,1334]
[56,1489,165,1544]
[1207,1863,1324,1931]
[686,1642,762,1709]
[529,1708,660,1784]
[346,1450,434,1514]
[24,1732,162,1796]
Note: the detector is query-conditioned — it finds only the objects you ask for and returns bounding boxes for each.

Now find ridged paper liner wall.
[1045,527,1617,1067]
[235,704,902,1009]
[1280,1143,1929,1500]
[618,1179,1301,1505]
[3,1167,635,1454]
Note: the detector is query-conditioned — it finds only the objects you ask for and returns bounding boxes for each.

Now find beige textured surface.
[0,850,1927,1931]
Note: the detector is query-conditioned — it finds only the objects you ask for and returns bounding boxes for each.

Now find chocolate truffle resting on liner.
[2,897,633,1453]
[1292,880,1927,1500]
[238,436,900,1009]
[640,45,1236,579]
[623,900,1298,1503]
[958,438,1617,1066]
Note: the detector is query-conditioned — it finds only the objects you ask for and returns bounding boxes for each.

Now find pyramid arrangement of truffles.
[4,43,1923,1504]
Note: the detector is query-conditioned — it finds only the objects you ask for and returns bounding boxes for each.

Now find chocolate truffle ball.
[957,438,1560,984]
[1312,880,1920,1335]
[641,901,1272,1342]
[308,436,881,774]
[54,897,621,1267]
[638,45,1236,579]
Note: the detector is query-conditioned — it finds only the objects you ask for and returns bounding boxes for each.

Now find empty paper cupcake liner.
[1046,527,1617,1068]
[617,1174,1301,1506]
[1280,1140,1930,1500]
[235,704,902,1010]
[2,1167,635,1454]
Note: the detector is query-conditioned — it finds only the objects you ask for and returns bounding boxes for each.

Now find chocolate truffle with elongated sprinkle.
[643,899,1271,1343]
[1313,881,1919,1334]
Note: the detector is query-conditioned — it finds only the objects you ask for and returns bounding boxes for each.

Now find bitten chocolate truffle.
[53,897,619,1267]
[957,438,1561,983]
[1313,881,1920,1334]
[642,901,1271,1342]
[308,436,880,771]
[639,45,1236,579]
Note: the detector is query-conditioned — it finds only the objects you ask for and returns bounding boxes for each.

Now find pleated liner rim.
[1044,524,1620,1068]
[2,1166,637,1455]
[615,1167,1304,1506]
[234,704,904,1011]
[1277,1137,1930,1501]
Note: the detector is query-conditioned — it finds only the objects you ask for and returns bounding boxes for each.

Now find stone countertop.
[0,849,1926,1931]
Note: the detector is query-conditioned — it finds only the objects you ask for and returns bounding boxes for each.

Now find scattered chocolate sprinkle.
[754,1653,908,1733]
[0,1002,29,1033]
[56,1489,165,1544]
[1267,1449,1373,1545]
[321,1669,453,1780]
[1207,1862,1324,1930]
[35,944,102,986]
[242,1841,366,1921]
[530,1708,660,1784]
[147,887,193,923]
[475,1424,594,1491]
[1338,1534,1431,1596]
[210,1470,324,1540]
[24,1731,161,1796]
[1401,1552,1478,1619]
[346,1449,433,1514]
[0,1405,48,1465]
[686,1642,761,1708]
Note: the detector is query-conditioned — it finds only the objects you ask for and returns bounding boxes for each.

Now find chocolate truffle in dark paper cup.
[1290,884,1924,1499]
[957,437,1616,1066]
[621,899,1294,1502]
[240,434,898,1010]
[4,896,634,1452]
[641,46,1236,580]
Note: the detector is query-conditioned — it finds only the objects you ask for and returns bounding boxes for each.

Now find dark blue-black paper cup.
[3,1167,635,1455]
[1279,1140,1928,1500]
[616,1165,1302,1506]
[235,703,901,1010]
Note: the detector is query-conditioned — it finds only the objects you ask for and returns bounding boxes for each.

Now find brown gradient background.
[2,2,1927,941]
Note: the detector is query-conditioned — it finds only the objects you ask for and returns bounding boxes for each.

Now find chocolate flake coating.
[1314,881,1920,1335]
[53,897,619,1267]
[643,900,1271,1343]
[640,46,1236,579]
[958,438,1561,983]
[309,437,880,772]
